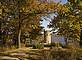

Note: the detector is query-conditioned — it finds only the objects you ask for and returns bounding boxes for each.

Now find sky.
[41,0,67,30]
[54,0,67,4]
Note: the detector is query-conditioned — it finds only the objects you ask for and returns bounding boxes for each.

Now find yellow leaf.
[79,1,82,6]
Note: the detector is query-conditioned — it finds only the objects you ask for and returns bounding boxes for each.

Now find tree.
[0,0,59,48]
[16,0,57,48]
[49,0,82,44]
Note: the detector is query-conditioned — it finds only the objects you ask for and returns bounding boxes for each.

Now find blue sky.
[54,0,67,4]
[41,0,67,30]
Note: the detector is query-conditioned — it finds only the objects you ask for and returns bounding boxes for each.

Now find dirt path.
[0,47,50,60]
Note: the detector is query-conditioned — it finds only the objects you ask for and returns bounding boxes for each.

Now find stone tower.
[46,30,52,44]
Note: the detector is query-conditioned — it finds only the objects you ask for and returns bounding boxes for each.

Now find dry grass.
[0,47,82,60]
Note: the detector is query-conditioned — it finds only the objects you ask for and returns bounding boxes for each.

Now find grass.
[0,47,82,60]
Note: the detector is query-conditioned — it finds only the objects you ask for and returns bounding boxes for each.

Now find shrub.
[32,44,44,49]
[51,43,56,47]
[65,45,74,49]
[59,43,66,48]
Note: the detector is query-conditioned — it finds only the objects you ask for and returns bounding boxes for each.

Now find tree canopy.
[0,0,59,48]
[49,0,82,41]
[1,0,82,48]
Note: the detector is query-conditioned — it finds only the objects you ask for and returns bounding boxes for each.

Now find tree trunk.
[18,29,21,48]
[80,30,82,47]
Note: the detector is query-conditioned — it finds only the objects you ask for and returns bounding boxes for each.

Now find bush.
[32,44,44,49]
[59,43,66,48]
[65,45,74,49]
[51,43,56,47]
[51,43,61,47]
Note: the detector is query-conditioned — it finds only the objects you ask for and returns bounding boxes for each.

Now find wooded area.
[0,0,82,50]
